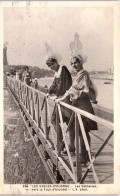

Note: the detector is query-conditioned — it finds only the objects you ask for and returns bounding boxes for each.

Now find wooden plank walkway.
[45,116,113,184]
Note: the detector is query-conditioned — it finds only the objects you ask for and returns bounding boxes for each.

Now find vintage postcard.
[0,1,120,194]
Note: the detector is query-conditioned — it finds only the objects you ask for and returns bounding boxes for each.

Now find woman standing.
[22,66,32,86]
[57,54,97,164]
[46,54,72,151]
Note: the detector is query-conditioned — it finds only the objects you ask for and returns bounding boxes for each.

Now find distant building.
[107,67,114,80]
[3,44,8,66]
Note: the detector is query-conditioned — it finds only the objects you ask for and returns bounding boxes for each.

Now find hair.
[25,66,29,70]
[71,55,83,65]
[46,58,57,66]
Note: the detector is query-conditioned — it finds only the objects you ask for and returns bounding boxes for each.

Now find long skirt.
[72,92,97,132]
[51,93,97,132]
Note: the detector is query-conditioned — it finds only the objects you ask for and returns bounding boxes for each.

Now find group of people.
[15,54,97,164]
[46,54,98,165]
[16,66,38,89]
[16,66,32,85]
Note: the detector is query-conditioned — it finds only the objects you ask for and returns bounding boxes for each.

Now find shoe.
[31,129,36,136]
[62,147,75,155]
[81,154,90,165]
[59,141,65,151]
[81,159,88,165]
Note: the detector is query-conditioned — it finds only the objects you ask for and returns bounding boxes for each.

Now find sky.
[3,6,113,71]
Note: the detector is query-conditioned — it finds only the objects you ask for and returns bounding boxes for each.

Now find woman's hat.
[71,54,83,64]
[44,41,62,65]
[70,33,88,64]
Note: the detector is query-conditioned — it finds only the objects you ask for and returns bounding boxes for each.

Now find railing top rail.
[59,101,113,129]
[7,76,114,130]
[7,76,45,96]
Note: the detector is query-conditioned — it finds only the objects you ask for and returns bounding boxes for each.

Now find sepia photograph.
[1,1,120,194]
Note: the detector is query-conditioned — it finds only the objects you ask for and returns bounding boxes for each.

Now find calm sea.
[37,77,113,110]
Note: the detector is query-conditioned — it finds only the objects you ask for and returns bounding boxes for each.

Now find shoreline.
[90,76,113,81]
[37,76,114,81]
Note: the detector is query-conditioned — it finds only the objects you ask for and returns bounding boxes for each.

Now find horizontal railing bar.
[59,102,113,129]
[7,76,45,96]
[47,96,113,129]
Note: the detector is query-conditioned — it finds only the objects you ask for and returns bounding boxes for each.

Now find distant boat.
[104,81,111,84]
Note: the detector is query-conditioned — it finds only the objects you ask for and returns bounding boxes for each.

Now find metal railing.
[6,76,114,184]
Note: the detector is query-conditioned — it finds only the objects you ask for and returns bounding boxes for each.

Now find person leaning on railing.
[56,54,98,164]
[46,53,72,151]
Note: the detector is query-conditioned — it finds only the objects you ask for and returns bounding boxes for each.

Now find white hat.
[45,53,62,64]
[44,41,62,64]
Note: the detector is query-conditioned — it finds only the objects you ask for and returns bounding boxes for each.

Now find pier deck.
[45,123,113,184]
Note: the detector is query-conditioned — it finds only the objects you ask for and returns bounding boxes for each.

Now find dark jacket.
[48,65,72,97]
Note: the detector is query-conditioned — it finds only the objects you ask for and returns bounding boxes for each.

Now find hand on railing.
[46,93,50,98]
[55,97,63,103]
[46,93,58,101]
[53,96,57,101]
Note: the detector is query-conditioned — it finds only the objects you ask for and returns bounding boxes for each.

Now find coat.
[48,65,72,97]
[49,65,72,124]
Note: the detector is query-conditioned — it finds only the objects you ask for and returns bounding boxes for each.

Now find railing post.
[14,79,15,91]
[36,94,40,127]
[21,84,23,102]
[4,74,7,87]
[31,91,35,120]
[56,104,61,156]
[75,113,82,182]
[25,86,28,110]
[24,86,27,109]
[23,86,25,106]
[27,88,31,115]
[17,81,19,95]
[19,82,21,99]
[18,81,20,98]
[45,97,49,140]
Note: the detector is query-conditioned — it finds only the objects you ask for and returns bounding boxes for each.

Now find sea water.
[37,77,113,110]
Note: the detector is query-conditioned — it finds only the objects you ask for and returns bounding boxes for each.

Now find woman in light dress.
[57,54,97,164]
